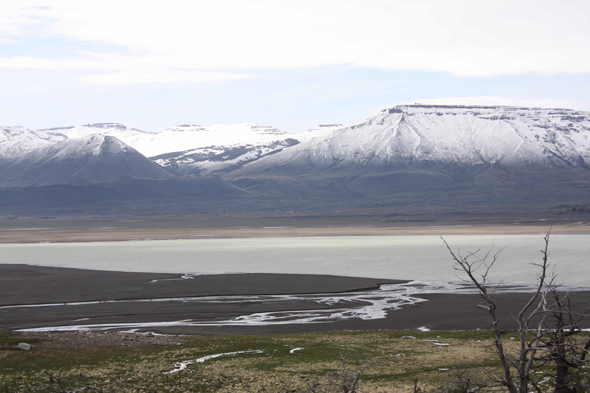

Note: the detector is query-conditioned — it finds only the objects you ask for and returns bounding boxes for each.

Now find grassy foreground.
[0,329,546,392]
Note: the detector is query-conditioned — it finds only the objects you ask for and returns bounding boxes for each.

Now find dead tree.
[540,291,590,393]
[443,232,590,393]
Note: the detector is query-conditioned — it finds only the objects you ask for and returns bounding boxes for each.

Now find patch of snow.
[165,350,264,374]
[132,123,293,157]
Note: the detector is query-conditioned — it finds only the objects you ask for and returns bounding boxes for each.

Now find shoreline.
[2,264,589,334]
[1,223,589,244]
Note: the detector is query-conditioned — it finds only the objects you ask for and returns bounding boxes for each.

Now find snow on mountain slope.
[40,123,150,139]
[0,135,174,186]
[228,105,590,177]
[152,138,300,175]
[1,122,314,177]
[36,122,304,159]
[148,123,338,175]
[0,126,66,159]
[38,123,153,153]
[303,124,345,134]
[128,123,288,157]
[138,123,299,157]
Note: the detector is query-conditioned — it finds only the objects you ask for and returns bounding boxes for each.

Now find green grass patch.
[0,329,547,392]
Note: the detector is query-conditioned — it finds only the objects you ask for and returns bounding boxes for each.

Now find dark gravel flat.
[1,264,588,334]
[0,264,399,305]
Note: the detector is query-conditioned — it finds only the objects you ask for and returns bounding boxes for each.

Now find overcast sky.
[1,0,589,133]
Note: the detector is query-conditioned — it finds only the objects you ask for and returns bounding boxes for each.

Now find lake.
[1,234,588,286]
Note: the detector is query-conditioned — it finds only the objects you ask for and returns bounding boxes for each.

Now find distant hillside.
[0,135,174,187]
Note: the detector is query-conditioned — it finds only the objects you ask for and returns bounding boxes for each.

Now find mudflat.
[2,265,589,335]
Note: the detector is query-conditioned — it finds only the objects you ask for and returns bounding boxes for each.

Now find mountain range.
[1,105,590,216]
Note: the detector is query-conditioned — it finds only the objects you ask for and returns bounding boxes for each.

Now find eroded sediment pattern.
[12,281,542,332]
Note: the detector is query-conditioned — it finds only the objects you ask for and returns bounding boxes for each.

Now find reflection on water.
[0,234,589,286]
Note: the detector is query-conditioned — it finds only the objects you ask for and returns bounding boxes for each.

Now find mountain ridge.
[227,105,590,178]
[2,104,590,215]
[0,135,174,187]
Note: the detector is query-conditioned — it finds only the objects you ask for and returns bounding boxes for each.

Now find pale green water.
[1,235,588,286]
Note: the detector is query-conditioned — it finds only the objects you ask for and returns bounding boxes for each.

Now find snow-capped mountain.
[0,121,315,182]
[36,122,304,159]
[3,105,590,213]
[37,123,155,155]
[0,123,150,161]
[0,126,66,159]
[125,123,295,158]
[37,122,319,175]
[0,135,174,186]
[228,105,590,177]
